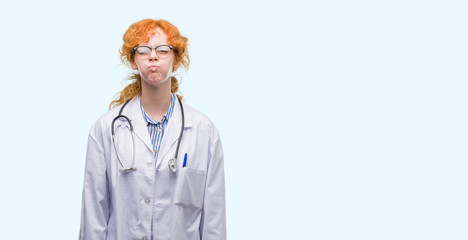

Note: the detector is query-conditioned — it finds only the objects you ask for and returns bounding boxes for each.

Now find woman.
[79,19,226,240]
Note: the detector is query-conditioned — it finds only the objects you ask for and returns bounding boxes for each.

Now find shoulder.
[183,102,221,142]
[88,103,124,141]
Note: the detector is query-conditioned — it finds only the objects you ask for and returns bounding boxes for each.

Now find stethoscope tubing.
[174,97,185,163]
[111,97,184,173]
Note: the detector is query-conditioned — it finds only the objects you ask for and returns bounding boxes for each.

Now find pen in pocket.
[182,153,187,168]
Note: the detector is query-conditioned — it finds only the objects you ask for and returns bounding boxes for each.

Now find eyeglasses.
[133,45,175,59]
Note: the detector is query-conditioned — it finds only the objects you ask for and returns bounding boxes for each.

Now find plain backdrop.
[0,0,467,239]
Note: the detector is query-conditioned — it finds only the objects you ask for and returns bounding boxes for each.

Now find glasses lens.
[136,46,151,55]
[156,45,172,58]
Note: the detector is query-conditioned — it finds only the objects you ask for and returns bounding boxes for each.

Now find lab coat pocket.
[174,167,206,209]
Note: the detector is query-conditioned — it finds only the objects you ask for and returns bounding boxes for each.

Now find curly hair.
[109,19,190,109]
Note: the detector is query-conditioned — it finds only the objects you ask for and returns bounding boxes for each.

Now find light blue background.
[0,0,466,239]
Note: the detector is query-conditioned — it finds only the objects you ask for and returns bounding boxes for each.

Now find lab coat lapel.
[155,98,192,169]
[125,97,154,154]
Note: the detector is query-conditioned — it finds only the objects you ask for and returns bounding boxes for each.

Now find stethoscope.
[111,97,184,173]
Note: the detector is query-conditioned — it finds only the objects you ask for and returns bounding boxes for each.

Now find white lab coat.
[79,97,226,240]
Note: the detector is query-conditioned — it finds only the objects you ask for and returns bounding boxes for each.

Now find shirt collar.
[139,93,176,125]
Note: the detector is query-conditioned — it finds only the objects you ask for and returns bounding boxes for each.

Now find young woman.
[79,19,226,240]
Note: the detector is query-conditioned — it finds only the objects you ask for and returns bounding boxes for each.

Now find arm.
[79,132,110,239]
[200,135,227,240]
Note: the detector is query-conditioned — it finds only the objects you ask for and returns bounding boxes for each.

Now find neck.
[140,80,172,121]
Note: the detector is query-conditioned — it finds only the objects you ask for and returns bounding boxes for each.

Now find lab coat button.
[144,198,151,204]
[142,237,148,240]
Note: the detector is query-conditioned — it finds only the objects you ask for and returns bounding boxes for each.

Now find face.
[131,28,175,88]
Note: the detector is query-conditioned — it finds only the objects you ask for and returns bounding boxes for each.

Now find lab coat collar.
[123,97,154,154]
[123,95,192,168]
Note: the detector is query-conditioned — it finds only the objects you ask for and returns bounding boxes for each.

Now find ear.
[173,58,180,70]
[131,61,137,70]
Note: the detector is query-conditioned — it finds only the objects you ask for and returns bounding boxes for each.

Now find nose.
[149,48,158,61]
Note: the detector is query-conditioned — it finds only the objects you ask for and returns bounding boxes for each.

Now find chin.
[144,76,170,86]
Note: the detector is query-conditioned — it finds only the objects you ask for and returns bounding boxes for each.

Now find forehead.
[143,28,168,45]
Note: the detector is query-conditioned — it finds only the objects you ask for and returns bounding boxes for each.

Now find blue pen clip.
[182,153,187,168]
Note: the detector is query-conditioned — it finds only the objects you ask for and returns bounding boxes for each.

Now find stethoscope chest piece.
[168,158,177,173]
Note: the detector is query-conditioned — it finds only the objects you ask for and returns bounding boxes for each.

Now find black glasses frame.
[133,45,175,53]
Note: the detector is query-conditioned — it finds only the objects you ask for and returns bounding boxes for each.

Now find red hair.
[110,19,190,109]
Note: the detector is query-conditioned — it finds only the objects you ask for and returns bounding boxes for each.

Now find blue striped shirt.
[139,93,176,162]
